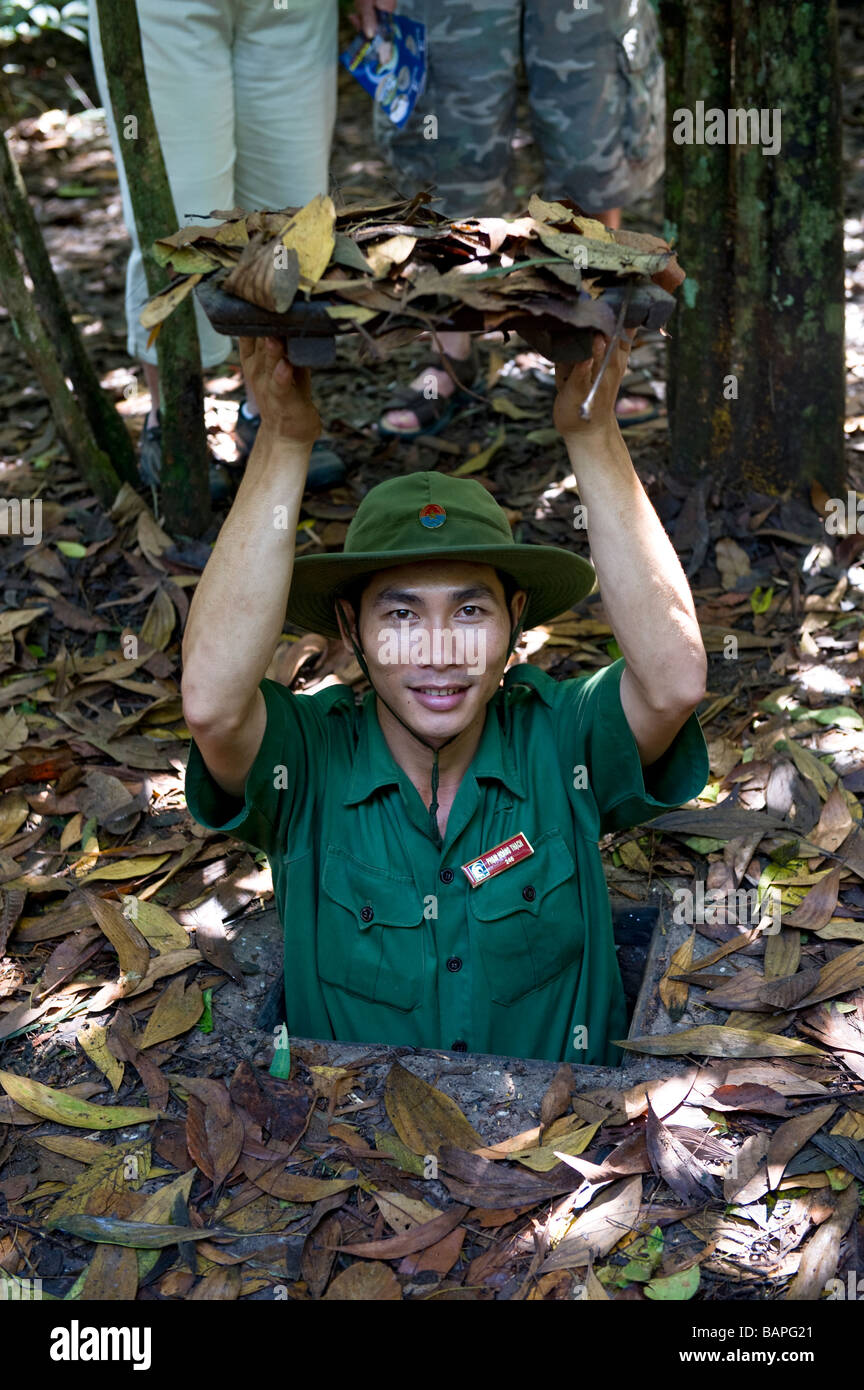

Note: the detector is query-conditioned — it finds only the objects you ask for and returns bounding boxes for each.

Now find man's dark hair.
[336,568,521,631]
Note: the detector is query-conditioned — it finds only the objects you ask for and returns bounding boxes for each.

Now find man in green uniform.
[182,328,708,1066]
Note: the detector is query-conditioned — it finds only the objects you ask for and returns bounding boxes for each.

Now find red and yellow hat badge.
[419,502,446,529]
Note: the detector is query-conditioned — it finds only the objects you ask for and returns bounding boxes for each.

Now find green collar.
[501,660,559,706]
[343,684,527,807]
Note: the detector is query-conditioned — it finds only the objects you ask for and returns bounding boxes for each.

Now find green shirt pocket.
[320,847,426,1012]
[467,829,582,1005]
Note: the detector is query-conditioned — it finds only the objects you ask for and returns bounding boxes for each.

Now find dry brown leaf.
[229,1061,313,1146]
[384,1059,483,1157]
[182,1077,244,1189]
[786,1181,858,1300]
[301,1214,342,1298]
[784,866,844,930]
[784,740,838,799]
[707,1084,788,1116]
[763,927,801,980]
[81,855,171,885]
[126,948,203,997]
[397,1224,466,1278]
[703,967,820,1013]
[139,273,202,329]
[645,1103,718,1204]
[538,1176,644,1272]
[106,1012,170,1111]
[0,607,48,640]
[121,897,189,954]
[77,1020,124,1092]
[77,772,142,835]
[766,1102,837,1191]
[140,588,177,651]
[322,1260,402,1300]
[618,1026,825,1058]
[136,510,172,570]
[810,784,854,853]
[81,1241,139,1300]
[723,1132,771,1203]
[0,791,29,846]
[372,1190,441,1233]
[223,233,298,313]
[280,193,336,286]
[618,838,652,873]
[194,918,244,986]
[364,233,416,276]
[337,1205,467,1261]
[439,1145,579,1208]
[82,889,150,990]
[242,1159,354,1203]
[518,1122,600,1172]
[659,930,695,1021]
[715,538,751,590]
[540,1063,573,1130]
[0,710,28,758]
[797,943,864,1008]
[189,1266,242,1300]
[140,975,204,1049]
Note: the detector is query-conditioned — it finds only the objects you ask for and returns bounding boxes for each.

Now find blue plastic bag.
[340,6,427,129]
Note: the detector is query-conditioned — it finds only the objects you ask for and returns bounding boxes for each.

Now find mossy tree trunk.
[94,0,211,536]
[0,108,138,488]
[0,212,122,506]
[658,0,845,495]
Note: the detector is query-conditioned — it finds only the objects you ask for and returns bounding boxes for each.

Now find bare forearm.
[564,427,706,711]
[182,427,311,728]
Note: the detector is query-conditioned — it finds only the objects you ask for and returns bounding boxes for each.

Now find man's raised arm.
[553,329,707,767]
[181,337,320,798]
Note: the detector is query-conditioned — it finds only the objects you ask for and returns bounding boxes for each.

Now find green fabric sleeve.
[184,678,329,856]
[559,658,709,835]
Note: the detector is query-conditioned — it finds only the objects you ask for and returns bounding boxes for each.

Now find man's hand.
[238,336,321,448]
[553,326,638,444]
[350,0,397,41]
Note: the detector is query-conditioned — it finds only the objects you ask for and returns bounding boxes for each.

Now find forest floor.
[0,10,863,1303]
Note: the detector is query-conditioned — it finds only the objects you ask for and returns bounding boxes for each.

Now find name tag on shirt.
[461,832,534,887]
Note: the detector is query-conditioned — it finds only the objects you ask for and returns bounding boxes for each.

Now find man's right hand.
[239,336,322,448]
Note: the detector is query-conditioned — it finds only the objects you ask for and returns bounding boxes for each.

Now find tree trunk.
[93,0,211,537]
[659,0,845,495]
[0,213,122,507]
[657,0,732,477]
[0,113,138,488]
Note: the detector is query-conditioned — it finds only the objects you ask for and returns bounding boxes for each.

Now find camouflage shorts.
[372,0,665,219]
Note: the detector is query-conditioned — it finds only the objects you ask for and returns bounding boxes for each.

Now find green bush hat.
[287,472,596,638]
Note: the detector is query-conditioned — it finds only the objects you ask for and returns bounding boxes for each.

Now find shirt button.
[439,868,454,884]
[522,885,536,902]
[452,1039,467,1052]
[359,905,374,923]
[446,956,462,972]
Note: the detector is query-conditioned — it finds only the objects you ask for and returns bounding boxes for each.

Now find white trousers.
[89,0,338,367]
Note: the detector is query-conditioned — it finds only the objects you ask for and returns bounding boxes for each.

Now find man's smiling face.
[339,560,526,748]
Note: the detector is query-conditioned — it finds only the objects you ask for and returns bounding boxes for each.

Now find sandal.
[378,345,481,439]
[615,395,662,429]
